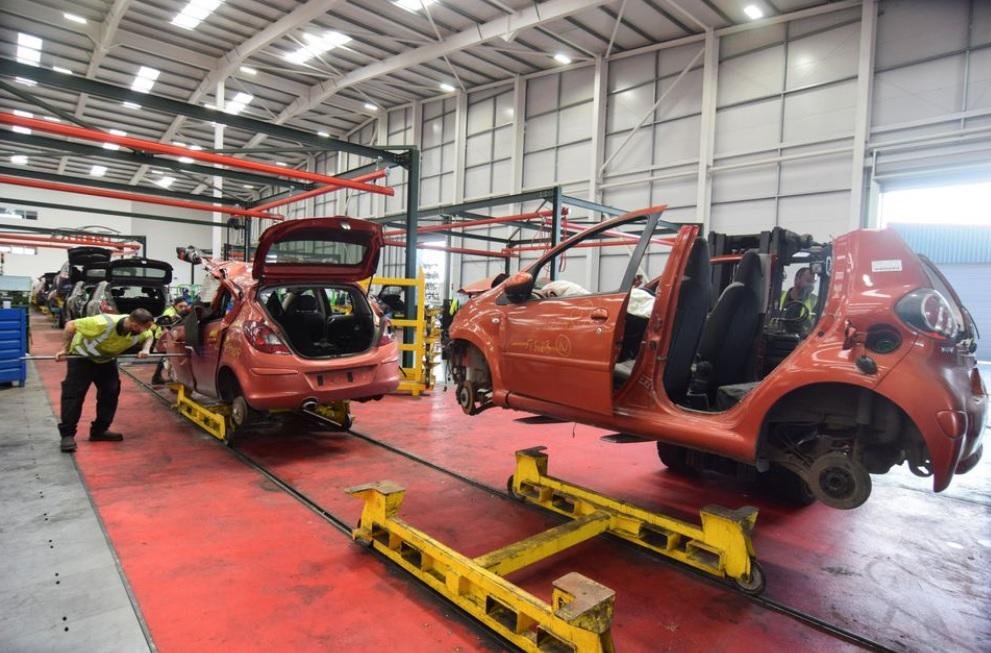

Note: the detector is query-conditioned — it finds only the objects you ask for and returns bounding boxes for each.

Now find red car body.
[161,217,400,423]
[449,206,985,509]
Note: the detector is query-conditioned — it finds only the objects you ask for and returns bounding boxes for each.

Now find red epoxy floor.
[29,314,990,652]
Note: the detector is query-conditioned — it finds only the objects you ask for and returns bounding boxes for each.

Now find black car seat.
[265,292,285,321]
[661,238,711,403]
[284,294,325,353]
[691,249,764,402]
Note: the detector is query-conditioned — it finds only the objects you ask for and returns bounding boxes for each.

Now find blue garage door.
[937,264,991,361]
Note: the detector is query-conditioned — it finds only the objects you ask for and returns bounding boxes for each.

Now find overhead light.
[363,102,378,111]
[12,110,32,135]
[10,155,28,165]
[178,156,195,164]
[15,77,37,87]
[317,130,330,137]
[90,165,107,177]
[243,184,254,189]
[172,0,223,30]
[553,52,572,65]
[43,116,61,122]
[17,33,42,67]
[204,102,216,109]
[743,4,764,20]
[155,176,176,188]
[394,0,437,11]
[284,31,351,65]
[103,129,127,151]
[123,101,141,110]
[275,161,288,167]
[224,92,253,115]
[130,66,160,93]
[240,66,257,75]
[172,141,186,147]
[52,66,73,75]
[439,82,455,93]
[189,144,203,151]
[64,12,88,24]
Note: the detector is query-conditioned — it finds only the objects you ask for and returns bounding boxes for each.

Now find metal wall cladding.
[889,223,991,265]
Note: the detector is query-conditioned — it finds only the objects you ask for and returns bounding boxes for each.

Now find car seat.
[284,294,325,354]
[690,249,764,403]
[661,238,712,403]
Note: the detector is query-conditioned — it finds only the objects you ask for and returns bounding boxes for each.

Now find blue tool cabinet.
[0,308,27,386]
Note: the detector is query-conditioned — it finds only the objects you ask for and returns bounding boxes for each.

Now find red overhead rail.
[252,169,389,212]
[0,112,394,196]
[0,175,281,220]
[0,232,141,252]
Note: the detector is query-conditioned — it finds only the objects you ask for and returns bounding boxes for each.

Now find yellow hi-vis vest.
[70,314,151,364]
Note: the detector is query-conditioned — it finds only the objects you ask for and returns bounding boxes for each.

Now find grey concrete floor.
[0,363,152,652]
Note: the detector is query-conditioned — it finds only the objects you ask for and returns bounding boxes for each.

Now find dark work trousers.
[58,358,121,438]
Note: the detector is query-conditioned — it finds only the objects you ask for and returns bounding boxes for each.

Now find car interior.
[259,285,376,358]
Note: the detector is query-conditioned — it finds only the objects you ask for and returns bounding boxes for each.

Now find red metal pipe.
[0,175,281,220]
[503,238,643,254]
[0,112,394,197]
[383,208,567,238]
[0,233,140,251]
[252,169,389,212]
[383,239,510,258]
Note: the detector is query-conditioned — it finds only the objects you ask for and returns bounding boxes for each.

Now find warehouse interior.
[0,1,988,651]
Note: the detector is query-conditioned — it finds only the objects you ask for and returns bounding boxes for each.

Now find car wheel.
[764,465,816,507]
[808,452,872,510]
[656,443,697,475]
[456,381,478,415]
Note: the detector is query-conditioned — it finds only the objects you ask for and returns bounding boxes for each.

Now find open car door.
[107,258,174,285]
[252,217,382,285]
[67,246,112,268]
[498,206,670,416]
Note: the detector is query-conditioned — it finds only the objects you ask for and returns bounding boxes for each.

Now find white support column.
[511,75,526,197]
[585,56,608,291]
[376,112,389,219]
[848,0,879,230]
[453,91,468,204]
[695,29,719,231]
[212,80,225,258]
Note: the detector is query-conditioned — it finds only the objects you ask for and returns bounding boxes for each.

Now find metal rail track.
[121,366,897,653]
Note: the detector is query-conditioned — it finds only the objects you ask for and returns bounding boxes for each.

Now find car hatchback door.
[252,217,383,285]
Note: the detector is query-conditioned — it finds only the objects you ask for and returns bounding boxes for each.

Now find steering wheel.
[780,300,811,329]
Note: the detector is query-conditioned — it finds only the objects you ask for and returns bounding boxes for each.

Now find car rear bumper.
[241,356,400,410]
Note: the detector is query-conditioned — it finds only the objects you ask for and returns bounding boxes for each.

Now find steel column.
[848,0,879,229]
[695,29,719,234]
[402,147,421,368]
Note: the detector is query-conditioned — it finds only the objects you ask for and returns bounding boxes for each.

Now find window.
[0,207,38,220]
[0,245,37,255]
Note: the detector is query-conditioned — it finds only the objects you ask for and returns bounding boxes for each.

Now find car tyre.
[656,443,697,476]
[808,452,872,510]
[764,465,816,507]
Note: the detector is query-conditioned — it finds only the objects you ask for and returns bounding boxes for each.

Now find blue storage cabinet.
[0,308,27,386]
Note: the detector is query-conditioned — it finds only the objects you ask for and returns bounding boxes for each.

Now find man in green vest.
[779,266,818,321]
[55,309,156,452]
[150,297,190,385]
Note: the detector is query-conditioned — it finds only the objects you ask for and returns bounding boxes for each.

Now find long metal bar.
[0,232,141,250]
[383,209,561,237]
[382,239,510,258]
[0,80,91,128]
[0,130,313,191]
[252,170,389,212]
[0,175,280,220]
[550,186,563,280]
[0,113,394,196]
[0,60,403,165]
[0,197,227,232]
[402,147,420,369]
[0,164,229,205]
[560,194,626,216]
[376,188,558,223]
[0,238,138,253]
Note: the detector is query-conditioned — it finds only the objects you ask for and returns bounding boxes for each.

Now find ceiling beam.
[242,0,613,148]
[75,0,133,118]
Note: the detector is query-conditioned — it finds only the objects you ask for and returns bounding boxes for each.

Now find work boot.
[89,431,124,442]
[60,436,77,452]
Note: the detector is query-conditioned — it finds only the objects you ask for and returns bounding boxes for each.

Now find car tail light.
[243,320,290,354]
[378,317,395,346]
[895,289,960,339]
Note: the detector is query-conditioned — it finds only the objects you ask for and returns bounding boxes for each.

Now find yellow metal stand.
[509,447,762,593]
[348,448,763,653]
[170,383,229,442]
[349,481,617,653]
[370,269,437,396]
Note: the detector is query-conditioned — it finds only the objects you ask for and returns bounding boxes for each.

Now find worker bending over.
[55,309,155,453]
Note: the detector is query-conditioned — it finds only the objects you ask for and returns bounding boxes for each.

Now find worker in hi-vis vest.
[55,309,156,453]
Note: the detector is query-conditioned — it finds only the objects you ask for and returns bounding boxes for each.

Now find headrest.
[291,294,318,312]
[733,250,763,289]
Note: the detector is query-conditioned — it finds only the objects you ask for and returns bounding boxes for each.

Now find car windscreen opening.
[264,234,368,266]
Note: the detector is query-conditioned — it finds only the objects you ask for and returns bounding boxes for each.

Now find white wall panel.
[523,149,555,188]
[606,84,653,133]
[709,199,776,234]
[656,68,703,120]
[604,130,652,174]
[872,56,965,126]
[711,166,778,204]
[714,98,781,155]
[526,74,558,117]
[493,125,514,160]
[557,141,591,182]
[786,22,859,90]
[777,192,850,240]
[875,0,969,70]
[650,175,696,208]
[779,151,852,195]
[523,112,557,152]
[717,46,785,107]
[467,98,494,135]
[966,48,991,110]
[603,184,650,212]
[653,115,701,166]
[783,80,857,143]
[559,103,593,143]
[560,67,595,106]
[465,132,493,167]
[720,24,786,59]
[609,52,654,93]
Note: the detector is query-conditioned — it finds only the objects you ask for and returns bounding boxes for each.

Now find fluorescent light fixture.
[178,156,195,164]
[90,165,108,177]
[743,4,764,20]
[243,184,254,189]
[123,101,141,110]
[15,77,37,87]
[12,110,32,135]
[10,155,28,165]
[240,66,257,75]
[172,141,186,147]
[284,31,351,65]
[155,176,176,188]
[363,102,378,111]
[172,0,223,30]
[394,0,437,11]
[204,102,216,109]
[53,66,73,75]
[130,66,160,93]
[64,12,87,24]
[189,144,203,151]
[317,131,330,137]
[43,116,61,122]
[17,33,42,66]
[103,129,126,151]
[439,82,455,93]
[223,91,253,115]
[275,161,288,167]
[553,52,572,65]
